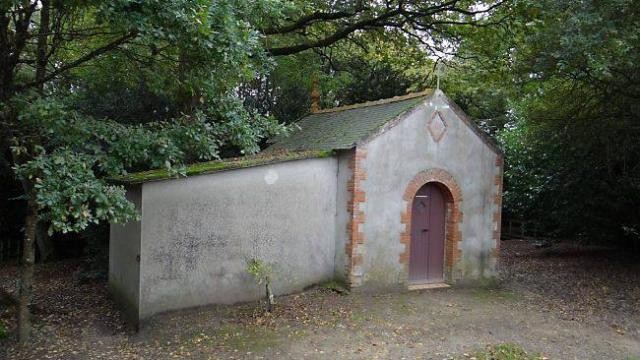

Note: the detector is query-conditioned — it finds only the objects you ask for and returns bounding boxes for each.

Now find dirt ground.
[1,240,639,359]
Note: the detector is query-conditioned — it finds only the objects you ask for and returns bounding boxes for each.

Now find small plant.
[247,259,275,312]
[0,323,7,339]
[470,344,544,360]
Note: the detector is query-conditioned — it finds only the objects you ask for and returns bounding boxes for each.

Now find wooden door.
[409,183,446,283]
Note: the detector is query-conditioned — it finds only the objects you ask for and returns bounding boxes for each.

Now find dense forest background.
[2,0,639,259]
[2,0,639,260]
[1,0,639,343]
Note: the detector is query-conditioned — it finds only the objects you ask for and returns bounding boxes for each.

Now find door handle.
[422,229,429,232]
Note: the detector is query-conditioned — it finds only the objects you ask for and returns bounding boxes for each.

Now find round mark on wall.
[264,169,279,185]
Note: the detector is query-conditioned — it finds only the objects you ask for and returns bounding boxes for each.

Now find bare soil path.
[1,240,639,359]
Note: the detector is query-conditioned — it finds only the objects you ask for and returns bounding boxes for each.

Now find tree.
[240,29,436,123]
[0,0,284,344]
[441,0,640,247]
[241,0,507,120]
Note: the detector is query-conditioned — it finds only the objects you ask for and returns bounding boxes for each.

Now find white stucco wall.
[358,90,501,288]
[136,157,338,320]
[108,186,142,322]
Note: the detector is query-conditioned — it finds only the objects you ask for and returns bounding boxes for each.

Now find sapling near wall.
[247,259,275,312]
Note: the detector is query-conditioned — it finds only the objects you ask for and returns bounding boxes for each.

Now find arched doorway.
[409,183,446,283]
[400,169,463,285]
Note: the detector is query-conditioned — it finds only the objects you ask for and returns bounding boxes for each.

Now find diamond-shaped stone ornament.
[428,111,447,142]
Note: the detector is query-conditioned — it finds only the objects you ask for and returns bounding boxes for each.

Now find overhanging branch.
[263,0,507,56]
[17,31,138,91]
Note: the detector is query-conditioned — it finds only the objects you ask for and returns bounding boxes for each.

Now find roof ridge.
[312,89,433,114]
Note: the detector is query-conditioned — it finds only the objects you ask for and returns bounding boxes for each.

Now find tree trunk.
[35,220,53,262]
[35,0,50,92]
[18,190,37,345]
[265,276,274,313]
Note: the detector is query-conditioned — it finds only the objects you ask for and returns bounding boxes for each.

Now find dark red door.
[409,183,446,283]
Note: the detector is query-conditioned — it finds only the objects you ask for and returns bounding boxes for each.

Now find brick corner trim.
[493,155,504,257]
[346,147,367,287]
[399,168,463,280]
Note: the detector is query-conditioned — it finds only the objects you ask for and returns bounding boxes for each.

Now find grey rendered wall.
[138,157,338,320]
[359,90,500,288]
[333,150,354,281]
[108,186,141,322]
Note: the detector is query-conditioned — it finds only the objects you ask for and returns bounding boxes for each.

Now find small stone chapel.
[109,89,503,324]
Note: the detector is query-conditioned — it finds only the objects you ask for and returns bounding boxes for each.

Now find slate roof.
[268,90,434,151]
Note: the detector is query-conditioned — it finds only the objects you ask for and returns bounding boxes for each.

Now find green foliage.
[502,0,640,244]
[469,344,543,360]
[2,0,288,240]
[319,30,433,106]
[0,323,6,339]
[7,94,286,235]
[15,149,138,235]
[243,29,436,123]
[10,97,198,233]
[247,258,275,311]
[246,259,272,286]
[443,0,640,247]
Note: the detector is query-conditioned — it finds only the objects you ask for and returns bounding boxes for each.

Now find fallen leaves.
[0,240,638,359]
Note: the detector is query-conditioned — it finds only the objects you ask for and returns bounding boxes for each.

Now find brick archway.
[400,169,463,282]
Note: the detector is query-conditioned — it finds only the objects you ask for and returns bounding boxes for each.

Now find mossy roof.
[267,90,434,151]
[111,150,333,184]
[112,90,442,185]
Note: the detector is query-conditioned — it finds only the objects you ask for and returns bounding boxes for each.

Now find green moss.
[111,150,335,184]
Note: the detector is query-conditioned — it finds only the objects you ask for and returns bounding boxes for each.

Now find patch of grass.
[0,323,7,339]
[468,344,544,360]
[206,323,280,353]
[471,288,518,302]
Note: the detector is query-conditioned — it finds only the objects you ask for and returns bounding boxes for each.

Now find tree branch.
[266,9,401,56]
[263,7,364,35]
[264,0,506,56]
[17,31,138,91]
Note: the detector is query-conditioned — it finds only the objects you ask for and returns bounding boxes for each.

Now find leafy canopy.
[2,0,288,234]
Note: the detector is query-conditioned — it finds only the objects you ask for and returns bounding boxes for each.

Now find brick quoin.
[399,169,463,282]
[493,155,504,257]
[345,147,367,287]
